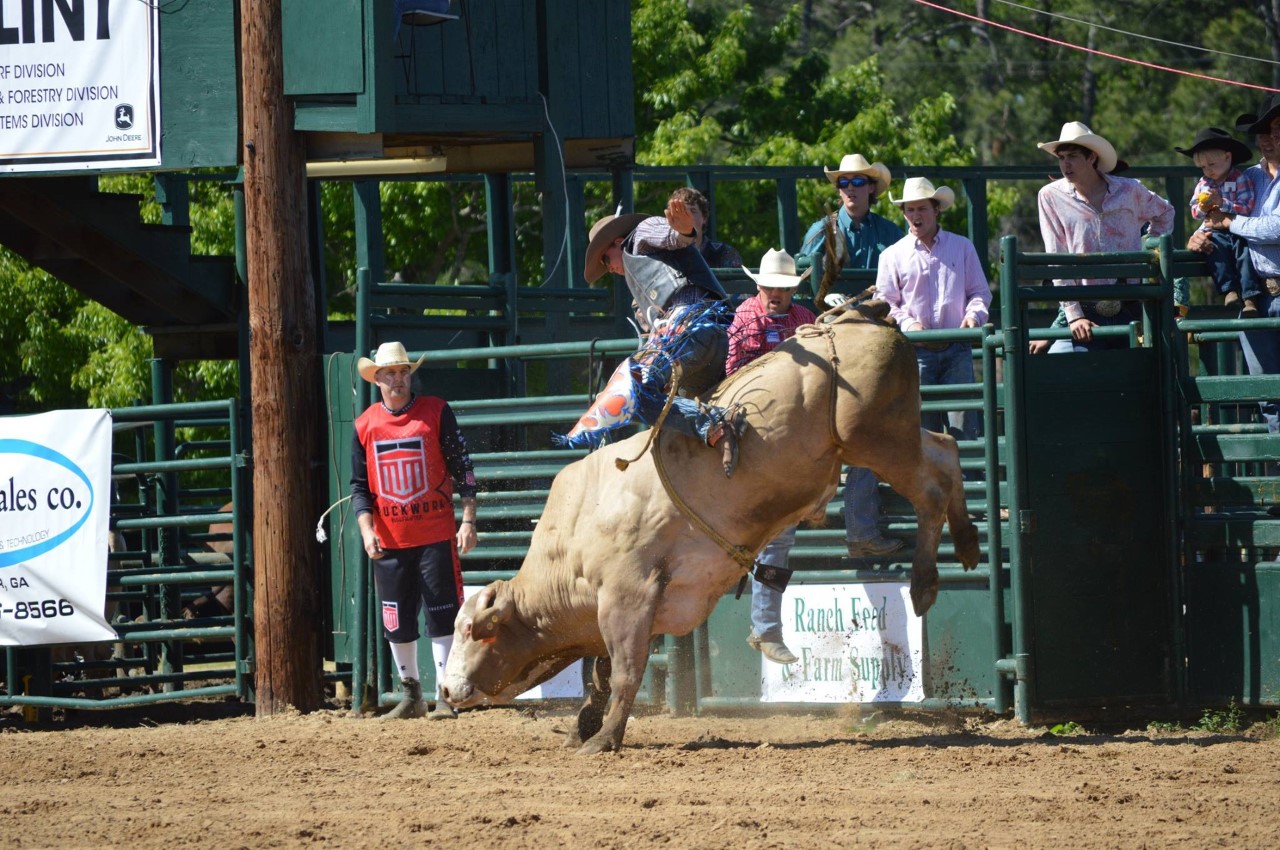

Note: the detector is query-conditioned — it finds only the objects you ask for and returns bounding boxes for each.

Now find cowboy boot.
[428,684,457,720]
[382,677,427,720]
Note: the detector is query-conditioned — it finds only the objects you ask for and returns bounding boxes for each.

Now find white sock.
[389,641,419,682]
[430,635,453,686]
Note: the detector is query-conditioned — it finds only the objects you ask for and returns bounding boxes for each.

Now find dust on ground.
[2,700,1277,849]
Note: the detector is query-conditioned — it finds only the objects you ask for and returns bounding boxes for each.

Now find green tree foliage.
[2,0,1276,411]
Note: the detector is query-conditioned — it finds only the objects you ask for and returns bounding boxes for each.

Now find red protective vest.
[354,396,456,548]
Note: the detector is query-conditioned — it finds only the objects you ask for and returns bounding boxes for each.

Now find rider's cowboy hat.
[889,176,955,212]
[823,153,892,195]
[583,212,649,285]
[1037,121,1119,174]
[358,341,427,383]
[1175,127,1252,167]
[742,248,809,289]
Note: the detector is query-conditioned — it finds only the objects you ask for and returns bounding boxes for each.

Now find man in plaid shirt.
[726,249,815,666]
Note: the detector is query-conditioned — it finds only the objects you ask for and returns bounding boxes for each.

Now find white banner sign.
[0,0,161,172]
[462,586,583,699]
[760,583,924,703]
[0,409,116,645]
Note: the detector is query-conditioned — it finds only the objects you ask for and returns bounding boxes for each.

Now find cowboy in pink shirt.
[1035,122,1176,352]
[875,177,990,441]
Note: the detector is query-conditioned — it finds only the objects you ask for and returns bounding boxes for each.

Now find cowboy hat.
[1175,127,1252,167]
[1037,121,1119,174]
[1239,92,1280,136]
[823,153,892,195]
[741,248,807,289]
[582,212,648,285]
[357,341,427,383]
[889,176,955,212]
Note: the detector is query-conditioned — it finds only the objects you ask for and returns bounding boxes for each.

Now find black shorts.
[372,539,463,642]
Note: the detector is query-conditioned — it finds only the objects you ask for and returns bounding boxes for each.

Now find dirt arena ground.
[2,701,1278,849]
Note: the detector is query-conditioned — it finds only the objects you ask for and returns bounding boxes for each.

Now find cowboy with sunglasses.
[797,153,906,560]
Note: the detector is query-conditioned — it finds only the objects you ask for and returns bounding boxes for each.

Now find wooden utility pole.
[240,0,324,714]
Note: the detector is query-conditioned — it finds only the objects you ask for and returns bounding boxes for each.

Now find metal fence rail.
[0,399,249,715]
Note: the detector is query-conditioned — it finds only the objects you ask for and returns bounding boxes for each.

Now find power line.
[910,0,1280,93]
[993,0,1280,67]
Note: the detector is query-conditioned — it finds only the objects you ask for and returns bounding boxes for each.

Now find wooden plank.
[1188,374,1280,403]
[603,0,635,138]
[575,0,610,139]
[466,0,501,99]
[282,0,363,95]
[543,2,583,138]
[1194,433,1280,463]
[160,0,240,167]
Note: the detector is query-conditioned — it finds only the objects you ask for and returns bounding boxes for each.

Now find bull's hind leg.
[876,429,972,617]
[923,430,981,572]
[564,656,612,749]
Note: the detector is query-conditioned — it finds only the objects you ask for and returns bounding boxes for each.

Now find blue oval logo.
[0,439,95,568]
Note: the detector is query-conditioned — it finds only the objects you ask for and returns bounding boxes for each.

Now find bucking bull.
[442,305,980,753]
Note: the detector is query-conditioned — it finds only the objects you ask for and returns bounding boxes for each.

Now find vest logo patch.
[374,437,428,503]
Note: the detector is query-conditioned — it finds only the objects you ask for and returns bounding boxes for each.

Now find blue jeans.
[842,466,883,542]
[1238,288,1280,434]
[915,342,979,443]
[1206,230,1260,301]
[1048,301,1142,354]
[749,524,796,642]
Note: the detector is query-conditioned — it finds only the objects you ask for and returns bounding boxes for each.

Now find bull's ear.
[472,581,515,642]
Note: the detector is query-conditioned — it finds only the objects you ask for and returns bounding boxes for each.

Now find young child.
[1177,127,1259,317]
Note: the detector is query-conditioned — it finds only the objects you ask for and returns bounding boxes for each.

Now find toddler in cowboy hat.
[1176,127,1260,317]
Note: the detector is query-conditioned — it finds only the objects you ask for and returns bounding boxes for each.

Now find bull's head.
[440,580,577,709]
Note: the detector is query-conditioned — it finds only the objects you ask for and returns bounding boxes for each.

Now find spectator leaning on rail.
[798,152,904,560]
[724,249,817,666]
[876,177,991,445]
[668,186,744,269]
[562,198,745,476]
[1034,121,1176,354]
[1177,127,1260,318]
[350,341,478,721]
[1199,98,1280,454]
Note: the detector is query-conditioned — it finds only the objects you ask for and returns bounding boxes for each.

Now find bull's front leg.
[577,580,661,755]
[563,655,611,749]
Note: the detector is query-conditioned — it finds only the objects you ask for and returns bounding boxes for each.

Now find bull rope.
[644,323,845,575]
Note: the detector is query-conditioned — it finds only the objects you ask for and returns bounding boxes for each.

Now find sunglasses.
[836,176,872,189]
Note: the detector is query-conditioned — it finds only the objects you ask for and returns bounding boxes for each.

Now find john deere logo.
[114,104,133,130]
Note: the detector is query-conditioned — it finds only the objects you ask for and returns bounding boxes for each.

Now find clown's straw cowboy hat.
[358,341,427,383]
[583,212,649,284]
[1175,127,1253,168]
[741,248,809,289]
[823,153,892,195]
[1037,122,1120,174]
[889,176,955,212]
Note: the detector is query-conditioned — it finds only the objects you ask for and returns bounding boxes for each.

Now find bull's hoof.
[909,569,939,617]
[576,734,618,756]
[953,522,981,571]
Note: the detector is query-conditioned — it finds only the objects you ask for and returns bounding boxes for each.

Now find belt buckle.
[1267,279,1280,297]
[1095,299,1122,318]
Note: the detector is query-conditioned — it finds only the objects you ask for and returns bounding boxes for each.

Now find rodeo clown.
[559,196,745,476]
[350,341,478,720]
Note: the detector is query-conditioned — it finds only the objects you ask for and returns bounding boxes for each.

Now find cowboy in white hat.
[800,153,902,275]
[877,177,990,444]
[798,153,906,560]
[570,199,743,476]
[1035,122,1175,353]
[723,248,818,665]
[350,340,477,720]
